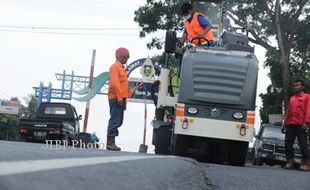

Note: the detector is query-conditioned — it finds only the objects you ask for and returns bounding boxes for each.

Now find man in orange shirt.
[282,79,310,171]
[106,47,130,151]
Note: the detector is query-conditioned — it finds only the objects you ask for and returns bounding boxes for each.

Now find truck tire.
[61,133,69,145]
[228,141,248,166]
[171,134,189,156]
[154,126,171,155]
[20,136,30,142]
[254,158,263,166]
[165,31,177,53]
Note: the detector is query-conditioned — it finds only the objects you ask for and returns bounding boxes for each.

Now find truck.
[152,0,258,166]
[253,123,304,166]
[19,102,81,143]
[253,115,309,167]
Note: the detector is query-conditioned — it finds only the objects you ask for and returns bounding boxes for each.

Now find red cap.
[116,47,129,57]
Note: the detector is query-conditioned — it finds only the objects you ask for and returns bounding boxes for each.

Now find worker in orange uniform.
[282,79,310,171]
[106,47,130,151]
[180,3,214,46]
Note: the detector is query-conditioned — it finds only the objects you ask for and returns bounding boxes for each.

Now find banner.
[0,99,20,115]
[125,58,161,77]
[268,114,285,125]
[127,78,158,104]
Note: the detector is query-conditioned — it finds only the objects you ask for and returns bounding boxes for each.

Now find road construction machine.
[152,0,258,166]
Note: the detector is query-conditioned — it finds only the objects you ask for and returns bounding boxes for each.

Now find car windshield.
[262,125,285,140]
[192,1,223,41]
[44,106,67,115]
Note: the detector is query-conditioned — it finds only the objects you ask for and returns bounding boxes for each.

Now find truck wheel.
[68,137,74,146]
[154,126,171,155]
[171,134,189,156]
[254,158,263,166]
[228,141,248,166]
[165,31,177,53]
[20,136,30,142]
[61,133,69,145]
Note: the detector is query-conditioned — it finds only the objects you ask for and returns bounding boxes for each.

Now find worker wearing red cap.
[106,47,130,151]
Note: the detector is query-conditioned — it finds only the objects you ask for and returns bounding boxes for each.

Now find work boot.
[106,136,121,151]
[299,160,310,171]
[284,159,294,169]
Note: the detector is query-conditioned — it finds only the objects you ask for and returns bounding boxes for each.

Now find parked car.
[253,124,304,166]
[19,102,81,143]
[77,132,100,148]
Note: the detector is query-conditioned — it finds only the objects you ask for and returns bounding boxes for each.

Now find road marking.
[0,155,169,176]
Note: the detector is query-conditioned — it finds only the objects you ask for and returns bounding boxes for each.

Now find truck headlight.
[233,112,244,120]
[187,107,198,115]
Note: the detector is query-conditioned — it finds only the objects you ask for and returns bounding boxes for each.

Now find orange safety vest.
[185,12,214,45]
[108,61,129,101]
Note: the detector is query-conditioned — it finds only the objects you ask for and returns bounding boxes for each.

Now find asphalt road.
[0,140,309,190]
[203,163,310,190]
[0,141,211,190]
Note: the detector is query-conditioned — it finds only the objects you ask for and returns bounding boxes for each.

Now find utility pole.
[6,124,8,141]
[83,50,96,133]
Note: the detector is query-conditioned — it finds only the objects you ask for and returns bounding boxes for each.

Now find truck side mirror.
[78,115,82,120]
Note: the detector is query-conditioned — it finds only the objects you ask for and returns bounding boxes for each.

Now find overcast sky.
[0,0,271,152]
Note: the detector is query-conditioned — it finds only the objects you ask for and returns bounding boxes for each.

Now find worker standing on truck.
[106,47,130,151]
[180,3,214,46]
[282,79,310,171]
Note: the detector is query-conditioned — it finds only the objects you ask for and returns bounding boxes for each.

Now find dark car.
[19,102,81,143]
[253,124,303,166]
[77,132,100,148]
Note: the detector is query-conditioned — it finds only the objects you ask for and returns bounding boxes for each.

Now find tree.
[291,14,310,90]
[229,0,309,110]
[259,86,283,123]
[134,0,310,110]
[260,42,309,123]
[134,0,184,49]
[0,114,20,141]
[21,94,37,118]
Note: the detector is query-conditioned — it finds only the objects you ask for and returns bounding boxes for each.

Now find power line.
[0,28,139,36]
[0,25,139,31]
[57,0,144,4]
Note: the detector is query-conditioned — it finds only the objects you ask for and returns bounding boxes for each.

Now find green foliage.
[259,85,283,124]
[290,62,310,93]
[22,94,37,118]
[135,0,310,122]
[0,114,20,141]
[290,14,310,92]
[152,53,179,70]
[0,94,38,140]
[134,0,309,52]
[264,48,283,88]
[134,0,184,49]
[227,0,309,42]
[260,44,309,122]
[294,15,310,54]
